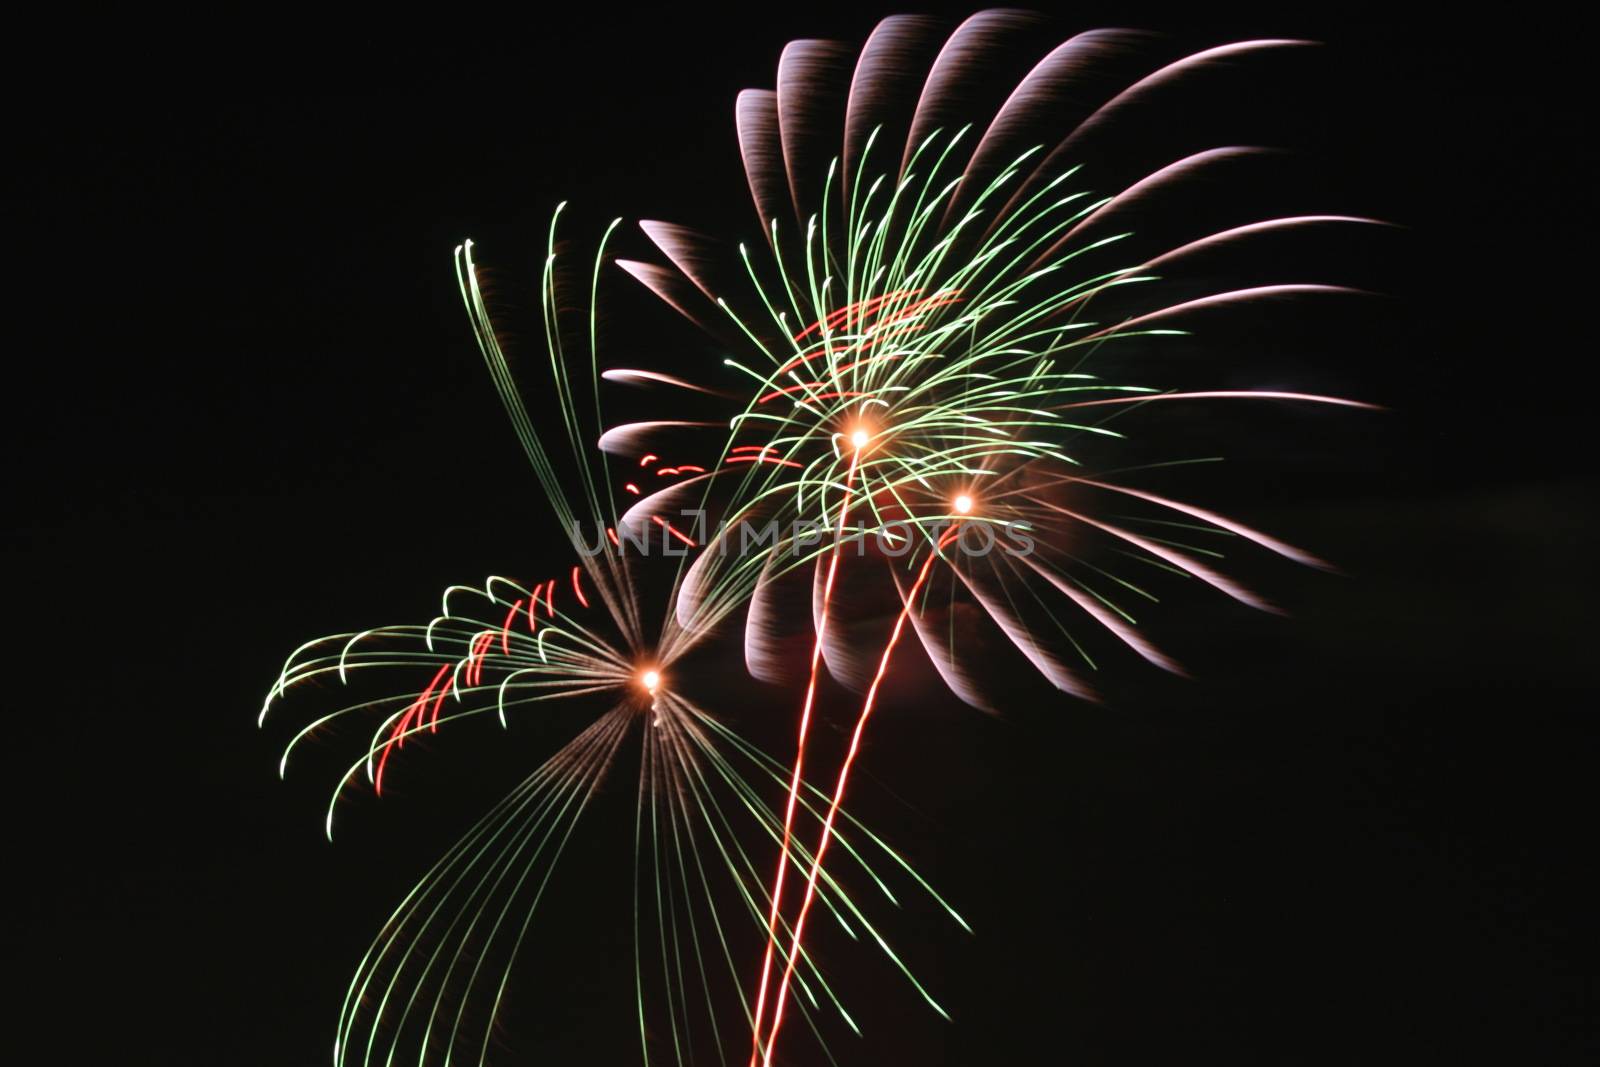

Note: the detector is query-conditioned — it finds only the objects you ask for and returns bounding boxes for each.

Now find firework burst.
[603,12,1384,1062]
[261,217,964,1066]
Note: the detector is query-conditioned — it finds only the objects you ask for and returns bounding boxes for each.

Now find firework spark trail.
[748,442,861,1067]
[763,525,960,1062]
[606,25,1388,710]
[260,212,972,1067]
[592,16,1388,1061]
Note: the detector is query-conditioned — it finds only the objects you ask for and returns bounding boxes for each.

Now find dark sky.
[7,4,1594,1064]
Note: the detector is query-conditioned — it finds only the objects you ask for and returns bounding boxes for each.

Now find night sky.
[8,4,1594,1063]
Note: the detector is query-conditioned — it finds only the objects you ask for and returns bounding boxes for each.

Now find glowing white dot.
[641,669,661,692]
[850,429,870,450]
[953,494,973,514]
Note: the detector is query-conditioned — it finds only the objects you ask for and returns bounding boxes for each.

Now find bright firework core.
[640,668,661,693]
[849,428,870,450]
[953,494,974,514]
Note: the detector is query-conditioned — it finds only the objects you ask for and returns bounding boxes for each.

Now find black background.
[8,3,1595,1063]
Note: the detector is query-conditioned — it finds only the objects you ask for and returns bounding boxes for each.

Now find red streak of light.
[761,526,957,1063]
[624,483,641,495]
[868,321,932,343]
[874,292,962,328]
[746,451,860,1067]
[650,514,697,547]
[526,595,539,633]
[543,579,557,617]
[468,631,493,686]
[403,666,451,746]
[571,566,589,608]
[374,715,410,795]
[427,676,454,733]
[730,445,779,454]
[831,354,900,376]
[756,384,867,405]
[726,455,803,469]
[375,663,451,794]
[774,344,846,376]
[606,527,620,547]
[500,599,524,656]
[639,453,658,467]
[790,288,921,344]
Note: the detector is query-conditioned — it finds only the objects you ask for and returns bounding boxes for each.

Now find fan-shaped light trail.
[599,12,1385,1062]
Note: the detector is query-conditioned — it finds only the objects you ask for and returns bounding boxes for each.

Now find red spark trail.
[747,448,861,1067]
[726,455,804,469]
[426,675,454,733]
[761,525,958,1063]
[570,566,589,608]
[790,288,921,343]
[468,631,493,686]
[650,514,698,548]
[873,290,961,328]
[374,663,451,794]
[500,600,524,655]
[757,384,868,405]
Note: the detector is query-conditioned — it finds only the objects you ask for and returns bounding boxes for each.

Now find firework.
[261,216,964,1065]
[263,10,1386,1064]
[603,12,1384,1061]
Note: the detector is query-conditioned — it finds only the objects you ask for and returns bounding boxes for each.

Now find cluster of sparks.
[261,11,1382,1066]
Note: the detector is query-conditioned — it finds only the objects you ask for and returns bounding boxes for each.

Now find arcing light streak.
[761,525,961,1062]
[747,443,861,1067]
